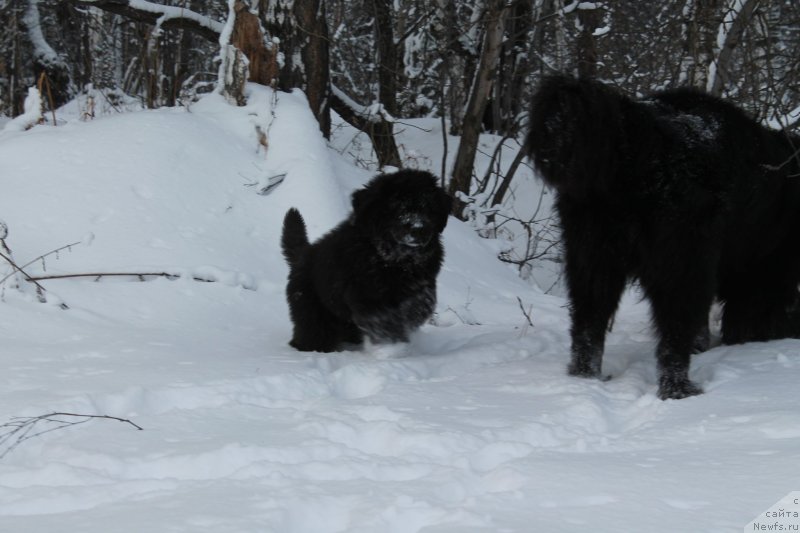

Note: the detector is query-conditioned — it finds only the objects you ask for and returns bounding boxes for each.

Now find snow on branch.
[23,0,64,68]
[330,85,395,125]
[768,105,800,130]
[72,0,224,41]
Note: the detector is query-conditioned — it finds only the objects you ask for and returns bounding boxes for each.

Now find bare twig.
[26,271,258,291]
[29,271,179,282]
[516,296,534,327]
[0,250,52,305]
[0,241,81,287]
[0,412,143,460]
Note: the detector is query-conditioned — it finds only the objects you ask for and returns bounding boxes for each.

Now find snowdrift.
[0,84,798,532]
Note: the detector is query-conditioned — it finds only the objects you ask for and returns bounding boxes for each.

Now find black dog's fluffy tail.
[525,75,630,199]
[281,208,309,266]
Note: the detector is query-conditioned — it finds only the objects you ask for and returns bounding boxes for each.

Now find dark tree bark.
[23,0,73,108]
[448,0,510,218]
[367,0,402,167]
[490,0,532,134]
[372,0,399,118]
[261,0,331,137]
[231,1,278,87]
[299,0,331,137]
[576,3,601,79]
[681,0,721,89]
[707,0,758,96]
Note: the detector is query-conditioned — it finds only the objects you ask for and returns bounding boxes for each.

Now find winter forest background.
[3,0,800,209]
[3,2,800,530]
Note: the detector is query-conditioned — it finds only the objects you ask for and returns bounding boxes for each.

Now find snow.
[127,0,225,34]
[1,83,799,532]
[1,87,43,133]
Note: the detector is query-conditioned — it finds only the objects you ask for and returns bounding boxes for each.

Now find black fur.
[281,170,452,352]
[526,75,800,400]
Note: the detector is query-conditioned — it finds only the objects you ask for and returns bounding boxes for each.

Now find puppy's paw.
[366,340,412,360]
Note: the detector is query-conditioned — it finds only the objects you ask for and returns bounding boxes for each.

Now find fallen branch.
[0,224,74,307]
[29,271,179,282]
[0,412,142,460]
[0,249,55,305]
[26,271,258,290]
[0,241,81,287]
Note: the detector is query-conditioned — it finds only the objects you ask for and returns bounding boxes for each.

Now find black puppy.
[281,169,451,352]
[526,75,800,399]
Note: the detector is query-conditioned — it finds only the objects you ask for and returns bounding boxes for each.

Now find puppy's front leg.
[352,309,410,345]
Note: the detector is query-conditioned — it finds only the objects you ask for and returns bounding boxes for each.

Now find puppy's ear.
[434,189,453,233]
[351,184,377,221]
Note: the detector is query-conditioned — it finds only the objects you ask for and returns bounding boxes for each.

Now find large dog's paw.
[657,375,703,400]
[567,361,609,381]
[567,350,604,379]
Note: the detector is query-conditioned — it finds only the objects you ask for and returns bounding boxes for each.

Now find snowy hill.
[0,85,798,532]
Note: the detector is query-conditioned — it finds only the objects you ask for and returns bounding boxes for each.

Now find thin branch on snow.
[0,226,74,307]
[0,241,81,288]
[24,271,258,291]
[0,249,53,305]
[0,412,143,460]
[516,296,534,327]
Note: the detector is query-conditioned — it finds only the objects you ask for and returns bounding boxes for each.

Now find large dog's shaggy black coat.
[281,170,451,352]
[526,75,800,399]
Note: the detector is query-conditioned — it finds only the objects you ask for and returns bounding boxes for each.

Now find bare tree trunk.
[552,0,568,72]
[232,0,278,87]
[680,0,721,89]
[23,0,73,108]
[9,4,24,116]
[369,0,401,168]
[576,3,601,78]
[329,87,401,168]
[373,0,399,117]
[261,0,331,137]
[297,0,331,137]
[493,0,533,134]
[707,0,758,96]
[435,0,469,136]
[448,0,510,218]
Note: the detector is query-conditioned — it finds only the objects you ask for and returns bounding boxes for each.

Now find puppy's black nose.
[391,216,432,248]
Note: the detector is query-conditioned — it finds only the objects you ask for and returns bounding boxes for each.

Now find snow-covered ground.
[0,85,798,532]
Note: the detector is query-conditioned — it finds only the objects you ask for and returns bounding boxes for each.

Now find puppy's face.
[390,210,437,249]
[351,171,451,262]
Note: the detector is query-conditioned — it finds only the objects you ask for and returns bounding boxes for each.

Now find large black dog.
[281,169,451,352]
[526,75,800,399]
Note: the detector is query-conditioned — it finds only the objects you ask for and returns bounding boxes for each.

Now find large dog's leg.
[644,273,712,400]
[563,240,627,380]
